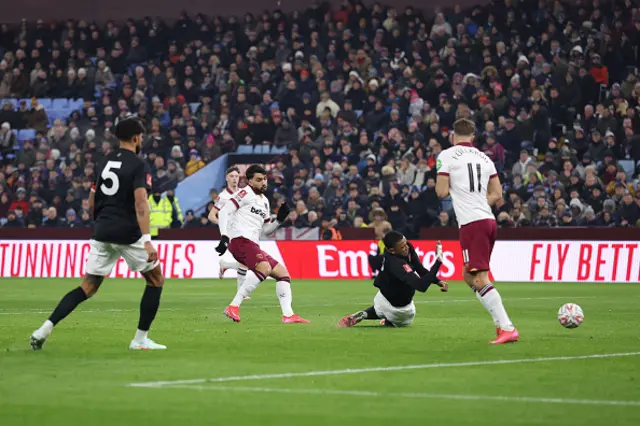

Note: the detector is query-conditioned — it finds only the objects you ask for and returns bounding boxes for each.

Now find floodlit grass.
[1,278,639,425]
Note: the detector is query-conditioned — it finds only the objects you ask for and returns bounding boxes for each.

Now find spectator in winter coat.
[512,150,535,178]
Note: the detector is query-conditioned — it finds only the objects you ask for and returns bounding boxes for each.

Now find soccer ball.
[557,303,584,328]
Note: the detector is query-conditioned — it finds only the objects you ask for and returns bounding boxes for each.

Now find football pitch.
[1,278,639,426]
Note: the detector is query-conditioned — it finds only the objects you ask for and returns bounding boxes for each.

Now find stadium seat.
[37,99,53,109]
[189,103,201,115]
[52,99,69,109]
[3,98,18,109]
[236,145,253,154]
[254,145,270,154]
[619,160,635,178]
[18,129,36,141]
[271,146,287,154]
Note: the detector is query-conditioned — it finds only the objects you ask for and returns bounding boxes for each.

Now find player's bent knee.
[142,266,165,287]
[81,274,104,297]
[254,261,271,278]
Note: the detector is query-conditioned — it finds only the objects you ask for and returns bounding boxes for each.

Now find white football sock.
[220,258,240,270]
[134,329,148,343]
[237,268,247,291]
[476,284,514,331]
[34,319,54,338]
[276,280,294,317]
[230,270,264,306]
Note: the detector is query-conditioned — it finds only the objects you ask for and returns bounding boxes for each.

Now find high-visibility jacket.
[167,196,183,227]
[148,195,173,237]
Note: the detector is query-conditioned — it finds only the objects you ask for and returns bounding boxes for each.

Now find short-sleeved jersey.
[213,187,236,211]
[92,149,151,245]
[437,143,497,227]
[226,185,271,243]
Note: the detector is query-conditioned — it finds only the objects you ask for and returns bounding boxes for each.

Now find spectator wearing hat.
[3,210,24,228]
[185,150,205,177]
[9,187,30,214]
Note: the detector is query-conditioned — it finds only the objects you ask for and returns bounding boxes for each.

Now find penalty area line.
[155,385,640,407]
[127,351,640,388]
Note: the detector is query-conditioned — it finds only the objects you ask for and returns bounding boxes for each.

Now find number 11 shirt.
[436,142,497,227]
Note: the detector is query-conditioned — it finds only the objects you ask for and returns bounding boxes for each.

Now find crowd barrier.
[0,239,638,283]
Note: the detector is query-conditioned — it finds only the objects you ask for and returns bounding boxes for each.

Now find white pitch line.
[127,351,640,388]
[0,296,596,315]
[157,385,640,407]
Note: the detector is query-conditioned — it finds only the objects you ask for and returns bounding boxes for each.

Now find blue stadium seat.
[236,145,254,154]
[254,145,270,154]
[18,129,36,141]
[3,98,18,109]
[37,98,53,109]
[271,146,288,154]
[189,103,201,114]
[69,99,84,110]
[619,160,635,178]
[52,99,69,109]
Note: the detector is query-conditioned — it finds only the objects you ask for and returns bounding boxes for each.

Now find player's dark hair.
[226,166,240,176]
[246,165,267,180]
[383,230,404,250]
[115,117,146,142]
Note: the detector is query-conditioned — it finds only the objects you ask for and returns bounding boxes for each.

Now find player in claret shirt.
[436,118,518,344]
[216,164,310,324]
[338,232,448,328]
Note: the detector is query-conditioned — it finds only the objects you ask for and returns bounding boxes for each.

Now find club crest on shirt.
[436,159,442,171]
[403,264,413,273]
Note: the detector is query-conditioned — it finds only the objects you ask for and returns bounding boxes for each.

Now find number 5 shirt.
[436,142,497,227]
[92,149,151,244]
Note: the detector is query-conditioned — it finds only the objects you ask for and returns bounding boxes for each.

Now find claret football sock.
[48,287,88,325]
[276,279,294,316]
[138,285,163,332]
[475,283,514,332]
[231,270,265,306]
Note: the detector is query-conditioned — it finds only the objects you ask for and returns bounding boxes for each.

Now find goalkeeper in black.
[338,231,448,328]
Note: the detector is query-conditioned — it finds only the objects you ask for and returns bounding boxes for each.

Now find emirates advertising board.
[0,240,638,283]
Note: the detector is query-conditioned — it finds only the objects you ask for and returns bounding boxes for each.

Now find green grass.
[1,278,640,426]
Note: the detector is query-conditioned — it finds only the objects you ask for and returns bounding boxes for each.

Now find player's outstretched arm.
[486,175,503,206]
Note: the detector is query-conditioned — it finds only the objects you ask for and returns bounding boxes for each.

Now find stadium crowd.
[1,0,640,237]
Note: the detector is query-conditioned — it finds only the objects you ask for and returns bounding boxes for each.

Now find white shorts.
[86,238,158,277]
[373,291,416,327]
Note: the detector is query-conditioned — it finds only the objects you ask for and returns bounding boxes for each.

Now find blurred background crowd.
[1,0,640,237]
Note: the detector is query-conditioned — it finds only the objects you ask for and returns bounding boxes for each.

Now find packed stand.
[1,1,640,236]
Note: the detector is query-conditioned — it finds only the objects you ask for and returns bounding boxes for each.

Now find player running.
[339,232,448,328]
[215,164,310,324]
[435,118,518,344]
[209,166,249,294]
[30,117,166,351]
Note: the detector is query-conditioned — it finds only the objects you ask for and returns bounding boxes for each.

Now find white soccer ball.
[558,303,584,328]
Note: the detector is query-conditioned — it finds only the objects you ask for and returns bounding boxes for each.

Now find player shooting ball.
[338,231,448,328]
[215,164,310,324]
